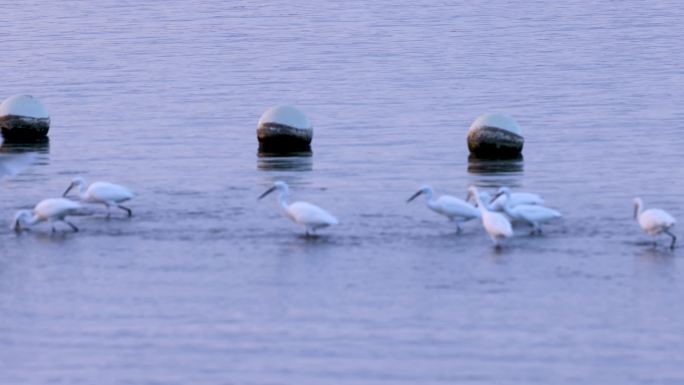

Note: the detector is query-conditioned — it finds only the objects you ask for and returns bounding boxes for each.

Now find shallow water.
[2,1,684,384]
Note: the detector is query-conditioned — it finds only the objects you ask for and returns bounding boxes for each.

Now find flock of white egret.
[1,152,678,249]
[1,153,135,233]
[259,180,677,249]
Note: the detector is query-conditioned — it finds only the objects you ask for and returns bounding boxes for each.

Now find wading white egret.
[12,198,82,232]
[493,187,561,234]
[63,177,135,217]
[259,180,338,236]
[633,197,676,248]
[479,189,544,212]
[0,153,36,181]
[467,186,513,247]
[407,185,479,233]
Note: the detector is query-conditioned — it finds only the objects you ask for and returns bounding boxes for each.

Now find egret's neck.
[500,193,514,214]
[14,212,39,230]
[422,188,435,204]
[77,183,88,198]
[634,200,643,219]
[277,189,289,210]
[28,214,41,226]
[471,190,489,214]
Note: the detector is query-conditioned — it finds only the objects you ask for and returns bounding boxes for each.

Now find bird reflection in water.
[0,137,50,170]
[467,153,523,175]
[257,148,313,172]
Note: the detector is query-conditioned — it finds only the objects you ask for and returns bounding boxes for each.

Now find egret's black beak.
[490,192,504,204]
[465,191,473,203]
[63,183,74,197]
[258,186,277,200]
[406,190,422,203]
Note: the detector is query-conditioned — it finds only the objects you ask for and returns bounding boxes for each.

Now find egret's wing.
[0,153,36,180]
[514,204,561,221]
[35,198,83,217]
[89,182,135,201]
[511,192,544,206]
[289,201,338,226]
[437,195,480,217]
[642,209,676,228]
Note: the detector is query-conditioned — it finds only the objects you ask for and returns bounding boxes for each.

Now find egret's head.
[11,210,32,232]
[467,185,479,197]
[259,180,289,200]
[633,197,643,219]
[477,191,490,202]
[407,185,432,203]
[63,176,86,197]
[273,181,288,190]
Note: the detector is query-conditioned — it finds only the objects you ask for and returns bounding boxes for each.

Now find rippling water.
[2,1,684,384]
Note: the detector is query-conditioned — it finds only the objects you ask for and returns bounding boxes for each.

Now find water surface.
[1,1,684,384]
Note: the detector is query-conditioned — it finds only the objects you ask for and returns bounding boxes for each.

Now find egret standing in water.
[492,187,561,234]
[467,186,513,248]
[63,177,135,217]
[12,198,83,232]
[633,197,676,248]
[259,180,338,236]
[407,185,479,233]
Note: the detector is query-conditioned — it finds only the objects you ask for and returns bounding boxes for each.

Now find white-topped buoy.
[467,113,524,159]
[257,105,313,152]
[0,95,50,140]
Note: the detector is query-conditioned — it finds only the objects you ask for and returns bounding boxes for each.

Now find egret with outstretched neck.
[467,186,513,247]
[12,198,82,232]
[633,197,676,248]
[63,177,135,217]
[492,187,561,234]
[259,181,338,236]
[407,185,479,233]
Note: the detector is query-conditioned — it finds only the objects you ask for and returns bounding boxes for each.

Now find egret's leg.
[117,204,133,217]
[104,203,112,218]
[529,222,538,235]
[50,220,56,233]
[63,220,79,232]
[455,222,462,234]
[665,230,676,249]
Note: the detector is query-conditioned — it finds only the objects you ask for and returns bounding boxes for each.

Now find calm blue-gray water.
[2,1,684,384]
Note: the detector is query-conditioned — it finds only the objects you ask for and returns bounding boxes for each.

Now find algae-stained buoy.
[257,106,312,152]
[0,95,50,140]
[467,113,524,159]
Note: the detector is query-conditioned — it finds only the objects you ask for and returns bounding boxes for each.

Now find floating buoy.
[467,113,523,159]
[0,95,50,140]
[257,105,312,152]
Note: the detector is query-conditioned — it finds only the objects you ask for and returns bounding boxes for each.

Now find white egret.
[63,177,135,217]
[12,198,82,232]
[633,197,676,248]
[467,186,513,247]
[259,180,338,236]
[492,187,561,234]
[0,152,36,181]
[407,185,480,233]
[478,189,544,212]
